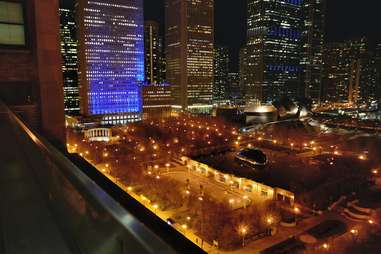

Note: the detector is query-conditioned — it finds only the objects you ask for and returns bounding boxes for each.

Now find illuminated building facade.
[142,84,172,120]
[301,0,325,104]
[144,21,165,84]
[227,72,243,105]
[213,46,229,103]
[358,52,379,106]
[76,0,144,123]
[323,38,367,104]
[246,0,303,104]
[375,44,381,106]
[59,2,80,115]
[165,0,214,112]
[239,46,248,100]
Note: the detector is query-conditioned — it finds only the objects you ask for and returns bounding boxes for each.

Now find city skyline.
[1,1,381,254]
[145,0,381,71]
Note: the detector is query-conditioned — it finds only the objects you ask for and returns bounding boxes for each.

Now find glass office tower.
[59,3,80,115]
[213,46,229,103]
[144,21,165,85]
[76,0,144,123]
[165,0,214,112]
[246,0,303,104]
[302,0,325,105]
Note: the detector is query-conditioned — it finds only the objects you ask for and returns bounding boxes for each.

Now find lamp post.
[294,206,300,224]
[239,226,248,248]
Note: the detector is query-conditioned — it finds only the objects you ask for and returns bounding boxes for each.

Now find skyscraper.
[227,72,242,105]
[76,0,144,124]
[142,84,172,120]
[375,44,381,105]
[323,38,367,104]
[213,46,229,103]
[165,0,214,112]
[239,46,248,100]
[144,21,165,84]
[246,0,303,104]
[301,0,325,104]
[358,52,379,106]
[59,1,80,115]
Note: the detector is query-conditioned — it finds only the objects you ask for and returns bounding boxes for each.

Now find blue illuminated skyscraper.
[76,0,144,124]
[246,0,304,103]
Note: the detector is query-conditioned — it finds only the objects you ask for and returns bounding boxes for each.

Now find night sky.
[144,0,381,72]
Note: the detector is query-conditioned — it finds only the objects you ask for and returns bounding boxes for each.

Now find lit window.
[0,1,25,46]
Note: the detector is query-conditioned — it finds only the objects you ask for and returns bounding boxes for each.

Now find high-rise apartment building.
[165,0,214,112]
[144,21,165,84]
[59,1,80,115]
[323,38,368,104]
[213,46,229,103]
[76,0,144,124]
[246,0,304,104]
[301,0,325,104]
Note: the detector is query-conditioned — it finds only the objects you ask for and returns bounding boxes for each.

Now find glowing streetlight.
[266,216,273,225]
[239,225,248,247]
[350,228,358,235]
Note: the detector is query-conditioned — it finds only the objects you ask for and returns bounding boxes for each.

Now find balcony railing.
[0,101,204,254]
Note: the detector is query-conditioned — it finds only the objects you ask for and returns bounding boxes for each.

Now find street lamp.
[239,225,248,247]
[266,216,273,225]
[153,204,159,212]
[229,198,235,208]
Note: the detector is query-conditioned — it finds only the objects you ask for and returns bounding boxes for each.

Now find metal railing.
[1,102,204,254]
